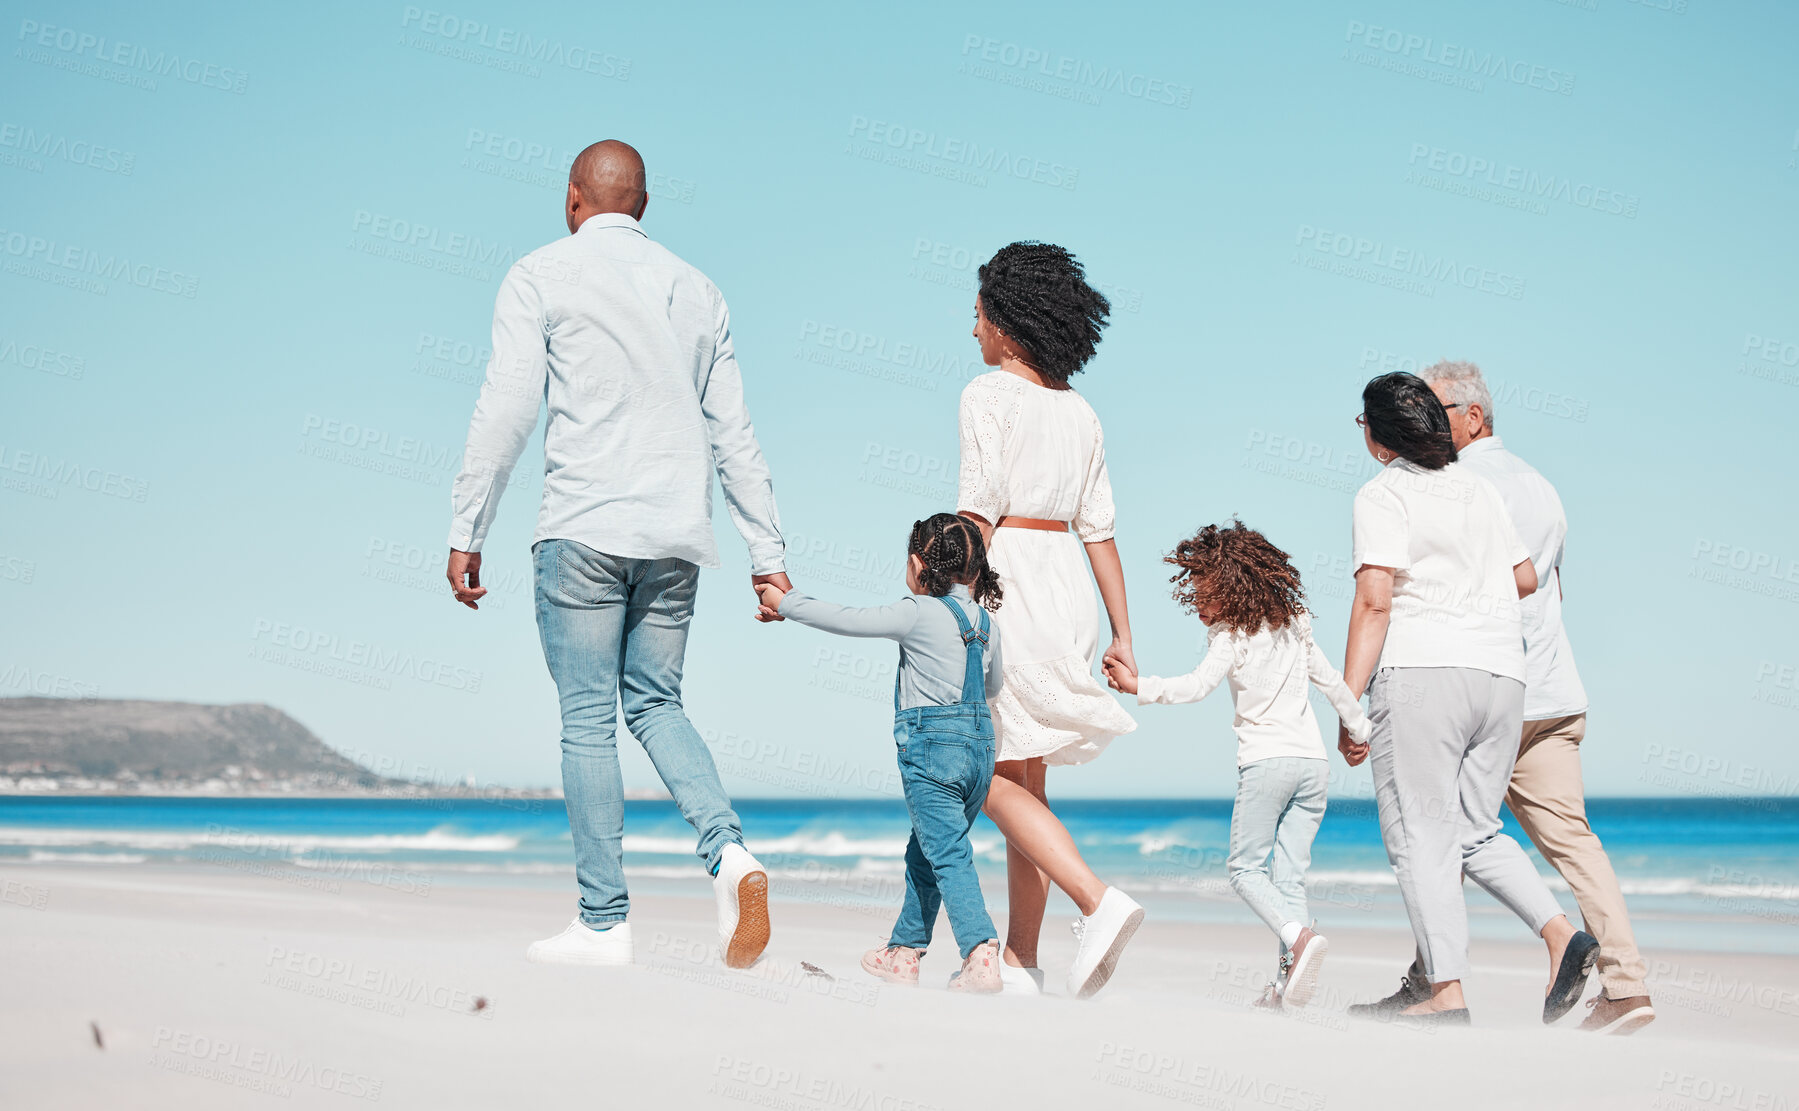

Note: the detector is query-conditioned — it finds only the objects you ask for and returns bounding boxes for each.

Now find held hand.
[1101,654,1139,696]
[1338,722,1369,767]
[1105,637,1136,679]
[751,573,792,623]
[447,549,486,610]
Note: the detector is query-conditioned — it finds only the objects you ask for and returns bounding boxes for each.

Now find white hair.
[1419,359,1495,432]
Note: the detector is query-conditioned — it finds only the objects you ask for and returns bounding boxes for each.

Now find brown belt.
[996,516,1068,532]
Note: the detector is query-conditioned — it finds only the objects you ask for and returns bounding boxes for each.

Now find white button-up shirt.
[1456,436,1587,719]
[448,213,784,573]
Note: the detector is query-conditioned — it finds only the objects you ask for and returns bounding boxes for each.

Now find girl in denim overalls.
[755,513,1007,992]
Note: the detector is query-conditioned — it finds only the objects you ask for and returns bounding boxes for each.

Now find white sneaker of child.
[526,919,634,966]
[714,842,771,969]
[1066,888,1145,999]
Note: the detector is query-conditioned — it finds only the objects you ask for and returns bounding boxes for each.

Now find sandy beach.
[5,862,1796,1111]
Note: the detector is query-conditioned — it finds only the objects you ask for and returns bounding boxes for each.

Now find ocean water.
[2,796,1794,955]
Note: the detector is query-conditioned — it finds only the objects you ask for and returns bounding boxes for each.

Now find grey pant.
[1228,756,1329,959]
[1368,667,1565,983]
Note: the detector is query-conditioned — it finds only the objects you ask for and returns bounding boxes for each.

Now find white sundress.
[957,370,1137,765]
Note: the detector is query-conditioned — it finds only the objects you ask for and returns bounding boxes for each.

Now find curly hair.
[1165,520,1307,636]
[976,241,1111,383]
[909,513,1002,611]
[1362,371,1458,470]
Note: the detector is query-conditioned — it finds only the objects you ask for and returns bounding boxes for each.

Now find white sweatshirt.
[1137,615,1372,767]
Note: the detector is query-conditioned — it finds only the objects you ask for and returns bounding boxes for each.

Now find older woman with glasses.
[1337,372,1598,1028]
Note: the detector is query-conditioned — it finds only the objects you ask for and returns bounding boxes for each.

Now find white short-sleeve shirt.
[1456,437,1588,719]
[1352,458,1532,682]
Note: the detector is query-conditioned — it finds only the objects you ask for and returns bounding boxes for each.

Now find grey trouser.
[1368,667,1565,983]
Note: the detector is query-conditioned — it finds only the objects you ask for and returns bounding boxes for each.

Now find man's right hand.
[751,572,793,623]
[448,549,486,610]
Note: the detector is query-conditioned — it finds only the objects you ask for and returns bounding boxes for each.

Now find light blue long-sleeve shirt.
[448,213,785,573]
[777,584,1005,710]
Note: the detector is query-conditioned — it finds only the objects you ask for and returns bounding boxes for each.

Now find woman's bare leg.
[985,758,1107,968]
[994,759,1052,966]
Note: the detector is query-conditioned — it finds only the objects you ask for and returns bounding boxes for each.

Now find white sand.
[3,864,1796,1110]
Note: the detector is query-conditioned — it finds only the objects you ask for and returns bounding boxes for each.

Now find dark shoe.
[1348,971,1431,1019]
[1394,1007,1471,1029]
[1544,931,1600,1024]
[1578,993,1655,1036]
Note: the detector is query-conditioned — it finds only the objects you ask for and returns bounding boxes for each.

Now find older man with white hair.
[1352,360,1653,1034]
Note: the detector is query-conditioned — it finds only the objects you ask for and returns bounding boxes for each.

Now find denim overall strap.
[934,595,990,705]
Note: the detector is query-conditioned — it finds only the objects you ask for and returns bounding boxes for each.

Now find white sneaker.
[999,961,1045,995]
[526,919,633,966]
[1066,888,1145,999]
[714,843,770,969]
[1280,927,1328,1009]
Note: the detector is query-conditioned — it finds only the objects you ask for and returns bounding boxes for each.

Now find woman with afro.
[956,241,1143,999]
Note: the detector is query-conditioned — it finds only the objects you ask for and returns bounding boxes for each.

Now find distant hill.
[0,698,392,790]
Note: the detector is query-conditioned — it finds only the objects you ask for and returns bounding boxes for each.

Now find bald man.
[447,140,790,969]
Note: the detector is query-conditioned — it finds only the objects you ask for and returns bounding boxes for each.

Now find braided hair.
[908,513,1003,611]
[976,242,1111,383]
[1165,519,1307,636]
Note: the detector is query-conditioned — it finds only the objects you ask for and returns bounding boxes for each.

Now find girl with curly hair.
[755,513,1008,992]
[1103,521,1371,1011]
[957,241,1144,998]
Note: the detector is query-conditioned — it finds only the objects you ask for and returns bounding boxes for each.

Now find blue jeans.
[887,702,999,960]
[1227,756,1329,956]
[533,540,743,927]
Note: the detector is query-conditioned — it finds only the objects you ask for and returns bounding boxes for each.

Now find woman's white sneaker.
[999,961,1046,995]
[1066,888,1145,999]
[714,843,771,969]
[526,919,634,966]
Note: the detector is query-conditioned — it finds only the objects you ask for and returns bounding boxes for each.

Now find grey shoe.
[1348,971,1431,1020]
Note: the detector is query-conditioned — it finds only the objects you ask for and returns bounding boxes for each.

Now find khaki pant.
[1506,713,1649,999]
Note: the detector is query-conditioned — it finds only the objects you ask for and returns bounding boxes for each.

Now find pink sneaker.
[948,940,1002,994]
[861,945,921,985]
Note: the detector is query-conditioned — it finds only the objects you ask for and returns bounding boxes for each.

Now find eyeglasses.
[1354,414,1367,428]
[1442,402,1462,410]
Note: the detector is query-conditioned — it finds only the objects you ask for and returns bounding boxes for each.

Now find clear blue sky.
[5,0,1797,799]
